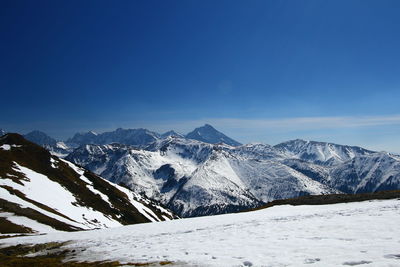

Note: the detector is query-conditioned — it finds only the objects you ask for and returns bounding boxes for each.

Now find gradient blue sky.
[1,0,400,152]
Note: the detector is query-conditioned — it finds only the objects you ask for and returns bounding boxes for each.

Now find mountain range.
[2,124,400,218]
[18,124,240,156]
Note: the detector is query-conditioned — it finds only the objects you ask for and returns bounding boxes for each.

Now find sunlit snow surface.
[2,199,400,266]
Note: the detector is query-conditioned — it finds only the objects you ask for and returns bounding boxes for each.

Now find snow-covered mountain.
[0,129,6,136]
[329,152,400,193]
[7,127,400,219]
[274,139,374,166]
[185,124,242,146]
[0,133,175,234]
[66,136,400,217]
[271,139,400,193]
[67,137,337,217]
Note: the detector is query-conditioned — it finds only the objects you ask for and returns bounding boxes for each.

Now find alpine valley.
[4,124,399,218]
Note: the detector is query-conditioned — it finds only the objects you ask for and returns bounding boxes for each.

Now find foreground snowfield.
[2,199,400,266]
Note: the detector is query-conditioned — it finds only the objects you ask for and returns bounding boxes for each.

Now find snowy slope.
[0,134,175,234]
[2,199,399,266]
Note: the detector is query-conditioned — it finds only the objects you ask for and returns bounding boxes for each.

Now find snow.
[0,162,123,231]
[59,158,173,222]
[1,144,11,150]
[1,199,399,266]
[50,158,57,168]
[0,212,59,233]
[55,142,68,150]
[104,179,170,222]
[0,144,20,150]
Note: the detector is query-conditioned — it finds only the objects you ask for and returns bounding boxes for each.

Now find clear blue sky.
[1,0,400,152]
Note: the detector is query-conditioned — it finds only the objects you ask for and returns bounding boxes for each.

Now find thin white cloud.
[180,115,400,131]
[130,114,400,134]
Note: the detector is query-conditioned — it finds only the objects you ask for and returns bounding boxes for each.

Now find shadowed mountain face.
[185,124,242,146]
[0,134,176,234]
[66,125,241,147]
[66,128,160,147]
[24,131,57,146]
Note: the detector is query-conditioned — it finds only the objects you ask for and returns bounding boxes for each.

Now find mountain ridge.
[0,133,176,234]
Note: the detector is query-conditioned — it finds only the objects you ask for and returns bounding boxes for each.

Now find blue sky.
[1,0,400,152]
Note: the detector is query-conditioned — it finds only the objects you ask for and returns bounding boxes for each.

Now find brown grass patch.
[248,190,400,212]
[0,242,174,266]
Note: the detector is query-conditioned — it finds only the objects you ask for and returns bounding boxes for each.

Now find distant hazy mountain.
[23,130,71,157]
[66,131,99,146]
[185,124,242,146]
[0,129,6,136]
[66,128,160,147]
[24,130,57,146]
[65,125,240,147]
[0,133,175,234]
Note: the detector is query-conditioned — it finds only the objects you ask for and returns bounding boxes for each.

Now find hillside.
[0,133,175,234]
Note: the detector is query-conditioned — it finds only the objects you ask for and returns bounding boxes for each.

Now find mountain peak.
[23,130,57,146]
[185,124,241,146]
